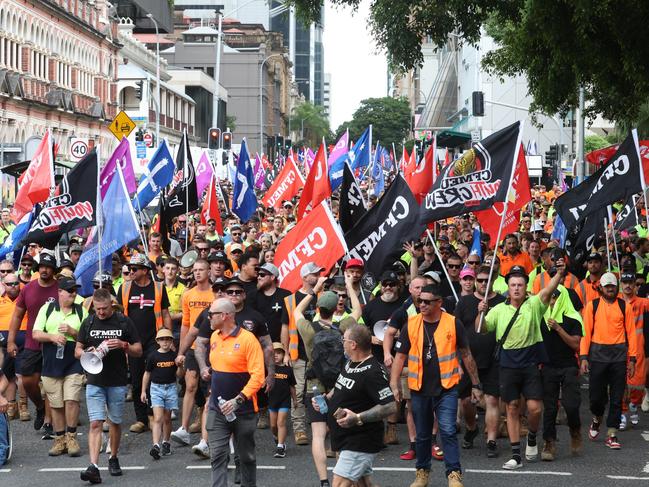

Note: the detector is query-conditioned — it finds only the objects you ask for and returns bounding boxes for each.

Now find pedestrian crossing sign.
[108,111,136,140]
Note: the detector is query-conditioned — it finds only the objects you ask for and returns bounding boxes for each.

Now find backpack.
[307,321,345,390]
[0,413,12,466]
[45,302,84,323]
[592,298,628,344]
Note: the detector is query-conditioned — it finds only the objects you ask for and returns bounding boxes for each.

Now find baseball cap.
[21,254,34,264]
[586,253,603,262]
[505,265,528,283]
[273,342,285,352]
[58,276,80,292]
[460,267,476,279]
[156,328,174,340]
[92,271,112,284]
[155,255,168,266]
[58,259,75,270]
[620,272,636,282]
[300,262,323,278]
[316,291,338,312]
[230,243,244,253]
[424,271,442,285]
[283,201,293,208]
[259,263,279,278]
[69,243,83,253]
[391,261,408,274]
[345,258,364,270]
[212,277,229,291]
[600,272,618,287]
[379,270,399,283]
[225,276,245,289]
[39,253,58,269]
[176,228,188,240]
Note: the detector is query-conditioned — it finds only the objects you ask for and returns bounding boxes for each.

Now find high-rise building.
[323,73,331,120]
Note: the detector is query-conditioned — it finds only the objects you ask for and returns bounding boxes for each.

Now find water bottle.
[56,342,65,360]
[312,386,328,414]
[218,396,236,422]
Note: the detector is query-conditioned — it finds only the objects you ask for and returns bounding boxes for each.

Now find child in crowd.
[141,328,178,460]
[269,342,297,458]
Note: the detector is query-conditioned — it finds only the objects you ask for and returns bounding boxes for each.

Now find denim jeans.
[411,389,460,475]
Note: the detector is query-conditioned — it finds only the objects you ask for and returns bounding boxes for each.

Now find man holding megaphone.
[75,288,142,485]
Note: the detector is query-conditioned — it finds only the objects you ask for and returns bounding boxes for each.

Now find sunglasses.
[419,297,441,306]
[231,233,241,237]
[20,262,31,267]
[476,278,489,283]
[258,273,271,278]
[226,289,244,296]
[0,269,11,274]
[4,281,19,287]
[207,311,226,318]
[447,264,461,269]
[336,294,348,299]
[467,261,480,265]
[382,282,397,287]
[196,247,209,252]
[128,266,144,273]
[157,337,173,341]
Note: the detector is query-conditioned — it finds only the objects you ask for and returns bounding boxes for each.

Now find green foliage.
[584,135,610,153]
[335,97,411,148]
[289,102,331,148]
[226,115,237,133]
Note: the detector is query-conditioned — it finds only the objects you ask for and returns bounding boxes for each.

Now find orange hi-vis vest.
[406,312,460,392]
[284,294,299,360]
[121,280,164,331]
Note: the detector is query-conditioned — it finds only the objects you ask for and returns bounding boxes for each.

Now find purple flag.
[305,148,316,172]
[328,130,349,168]
[195,150,213,195]
[100,137,136,198]
[254,153,266,189]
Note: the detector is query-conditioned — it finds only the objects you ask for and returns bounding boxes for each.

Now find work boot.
[642,389,649,412]
[18,398,30,421]
[447,470,463,487]
[6,401,17,420]
[384,422,399,445]
[129,421,148,433]
[294,430,309,445]
[570,427,583,455]
[409,468,430,487]
[48,435,68,456]
[66,432,81,457]
[541,440,556,461]
[189,407,203,433]
[257,408,269,429]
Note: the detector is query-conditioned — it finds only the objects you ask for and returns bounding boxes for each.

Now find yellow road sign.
[108,111,136,140]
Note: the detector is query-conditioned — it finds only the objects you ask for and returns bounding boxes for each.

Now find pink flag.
[254,153,266,189]
[194,150,213,195]
[99,136,136,198]
[327,130,349,168]
[305,148,316,172]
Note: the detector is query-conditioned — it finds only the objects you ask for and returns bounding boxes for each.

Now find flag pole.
[425,229,459,303]
[632,129,649,230]
[183,130,189,252]
[604,216,612,272]
[608,206,621,271]
[96,145,103,288]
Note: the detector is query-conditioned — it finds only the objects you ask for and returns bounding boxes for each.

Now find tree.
[335,97,411,148]
[289,0,649,126]
[226,115,237,133]
[584,135,610,153]
[289,102,331,148]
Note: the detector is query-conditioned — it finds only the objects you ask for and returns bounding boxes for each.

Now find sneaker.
[619,414,628,431]
[34,407,45,431]
[171,410,178,420]
[502,457,523,470]
[274,445,286,458]
[108,456,122,476]
[432,443,444,461]
[80,464,102,484]
[629,403,640,425]
[294,430,309,445]
[462,426,479,449]
[525,438,538,461]
[161,441,171,456]
[487,440,498,458]
[399,448,416,460]
[588,419,601,440]
[605,436,621,449]
[150,444,161,460]
[41,423,54,440]
[102,422,109,432]
[642,390,649,412]
[171,426,191,445]
[192,439,210,459]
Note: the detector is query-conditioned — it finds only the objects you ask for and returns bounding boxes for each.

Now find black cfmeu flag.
[614,194,639,231]
[166,130,199,219]
[339,162,367,233]
[24,149,98,249]
[345,175,424,272]
[419,121,521,223]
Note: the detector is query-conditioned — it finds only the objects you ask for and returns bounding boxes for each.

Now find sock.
[511,441,521,461]
[320,481,330,487]
[277,443,285,448]
[527,430,537,447]
[55,431,65,436]
[67,426,77,434]
[154,443,160,448]
[607,428,616,437]
[92,463,99,469]
[410,441,416,450]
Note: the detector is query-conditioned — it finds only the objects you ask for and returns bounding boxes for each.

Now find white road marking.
[38,466,147,472]
[0,469,11,473]
[186,465,286,470]
[608,475,649,480]
[328,466,572,476]
[643,462,649,473]
[641,431,649,442]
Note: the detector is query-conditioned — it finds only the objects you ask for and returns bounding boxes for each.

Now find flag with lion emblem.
[419,121,522,223]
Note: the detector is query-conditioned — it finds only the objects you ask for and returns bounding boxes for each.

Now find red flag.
[262,157,305,208]
[275,202,347,292]
[261,153,272,171]
[296,143,332,221]
[405,145,434,204]
[443,148,451,167]
[200,177,224,234]
[475,144,531,243]
[11,130,54,223]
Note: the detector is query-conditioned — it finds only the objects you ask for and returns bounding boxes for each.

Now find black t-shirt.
[146,349,178,384]
[268,364,296,408]
[454,293,506,369]
[197,306,269,340]
[541,315,582,368]
[77,313,140,387]
[328,356,394,453]
[256,287,292,342]
[439,280,462,302]
[239,278,259,309]
[362,295,405,361]
[280,291,316,360]
[119,281,170,349]
[389,299,418,331]
[395,316,467,397]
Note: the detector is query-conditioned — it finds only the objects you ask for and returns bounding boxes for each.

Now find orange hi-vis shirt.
[576,278,601,308]
[0,295,27,331]
[209,325,265,414]
[623,295,649,395]
[580,298,637,363]
[181,287,214,349]
[499,251,534,276]
[532,271,580,295]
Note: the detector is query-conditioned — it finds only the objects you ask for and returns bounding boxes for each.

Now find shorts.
[86,384,128,424]
[400,368,411,400]
[269,406,290,413]
[16,348,42,376]
[332,450,376,481]
[305,394,327,424]
[458,364,500,399]
[150,382,179,410]
[499,365,543,403]
[185,349,199,373]
[42,374,84,408]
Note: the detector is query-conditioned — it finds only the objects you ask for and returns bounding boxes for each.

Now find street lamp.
[146,13,160,147]
[259,53,285,155]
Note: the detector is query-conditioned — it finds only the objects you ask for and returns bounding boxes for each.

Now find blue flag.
[470,227,482,259]
[349,126,372,172]
[0,209,37,260]
[132,139,175,211]
[551,215,567,248]
[232,139,257,223]
[371,148,384,197]
[76,166,141,295]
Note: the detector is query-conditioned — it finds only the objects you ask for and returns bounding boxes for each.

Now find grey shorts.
[332,450,376,481]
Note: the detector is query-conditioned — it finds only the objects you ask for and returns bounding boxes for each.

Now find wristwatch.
[235,394,246,406]
[356,413,363,426]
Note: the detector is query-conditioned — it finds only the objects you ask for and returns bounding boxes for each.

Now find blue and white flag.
[0,209,37,260]
[348,126,372,172]
[132,139,175,211]
[232,139,258,223]
[551,215,567,248]
[371,146,384,197]
[469,227,482,259]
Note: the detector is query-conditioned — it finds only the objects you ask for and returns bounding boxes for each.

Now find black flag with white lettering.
[614,194,639,231]
[345,175,425,272]
[419,121,521,223]
[165,130,199,219]
[339,162,367,233]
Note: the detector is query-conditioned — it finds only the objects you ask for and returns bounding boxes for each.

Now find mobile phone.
[333,408,345,419]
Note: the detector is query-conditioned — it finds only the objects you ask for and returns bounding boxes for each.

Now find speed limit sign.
[69,138,89,162]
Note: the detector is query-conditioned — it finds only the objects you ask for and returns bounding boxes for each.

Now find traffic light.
[472,91,484,117]
[222,131,232,151]
[544,144,559,167]
[208,127,221,150]
[275,135,284,152]
[284,139,292,152]
[135,80,143,101]
[135,128,144,142]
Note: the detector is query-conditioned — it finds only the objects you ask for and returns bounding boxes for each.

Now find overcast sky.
[323,0,387,132]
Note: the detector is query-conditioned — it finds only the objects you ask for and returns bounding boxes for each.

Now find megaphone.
[373,320,389,341]
[180,250,198,268]
[81,351,103,374]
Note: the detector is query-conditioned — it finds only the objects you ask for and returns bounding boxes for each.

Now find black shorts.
[499,365,543,403]
[185,349,199,373]
[458,364,500,399]
[16,348,42,376]
[305,393,327,424]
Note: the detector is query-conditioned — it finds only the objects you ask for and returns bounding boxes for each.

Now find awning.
[436,130,471,148]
